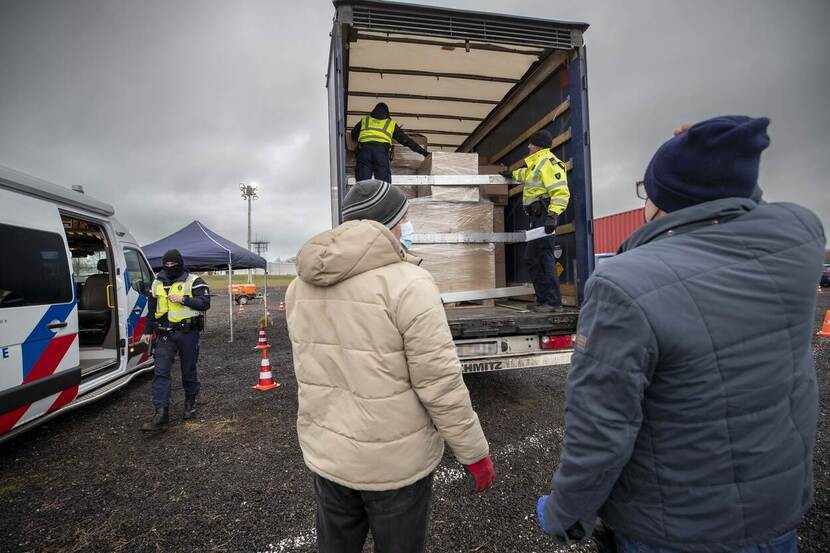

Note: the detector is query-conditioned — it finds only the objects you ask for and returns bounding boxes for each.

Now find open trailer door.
[327,16,348,228]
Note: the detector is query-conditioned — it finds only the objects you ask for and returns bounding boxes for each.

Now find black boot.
[183,399,197,420]
[141,407,169,431]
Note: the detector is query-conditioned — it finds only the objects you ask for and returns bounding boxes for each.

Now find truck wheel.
[238,295,250,305]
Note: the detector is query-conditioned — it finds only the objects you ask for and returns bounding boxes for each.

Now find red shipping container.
[593,208,644,254]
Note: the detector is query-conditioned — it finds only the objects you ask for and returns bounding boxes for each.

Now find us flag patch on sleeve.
[574,334,588,352]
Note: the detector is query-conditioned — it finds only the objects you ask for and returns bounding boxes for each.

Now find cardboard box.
[418,152,479,175]
[418,152,480,202]
[407,198,493,234]
[409,244,496,294]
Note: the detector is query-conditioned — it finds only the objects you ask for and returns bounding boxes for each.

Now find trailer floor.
[445,303,580,339]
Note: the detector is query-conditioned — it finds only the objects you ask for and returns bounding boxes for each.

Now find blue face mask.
[399,221,415,250]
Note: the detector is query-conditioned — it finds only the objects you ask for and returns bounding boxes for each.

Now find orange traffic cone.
[254,325,270,350]
[817,310,830,338]
[253,346,280,391]
[278,301,286,313]
[238,302,245,315]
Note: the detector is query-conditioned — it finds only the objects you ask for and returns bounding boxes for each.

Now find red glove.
[463,455,495,493]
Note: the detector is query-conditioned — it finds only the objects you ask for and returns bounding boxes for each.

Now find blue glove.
[537,495,586,544]
[537,495,554,535]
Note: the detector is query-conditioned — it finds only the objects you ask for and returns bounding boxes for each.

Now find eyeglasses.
[635,181,647,200]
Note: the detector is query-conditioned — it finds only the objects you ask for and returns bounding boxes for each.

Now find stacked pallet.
[407,152,508,296]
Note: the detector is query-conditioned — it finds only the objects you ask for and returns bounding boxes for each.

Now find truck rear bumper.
[460,350,572,374]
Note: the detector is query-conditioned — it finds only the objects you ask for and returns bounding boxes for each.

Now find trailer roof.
[0,165,115,217]
[335,0,588,153]
[334,0,589,43]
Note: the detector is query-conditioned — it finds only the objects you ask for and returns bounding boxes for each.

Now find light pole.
[240,183,258,283]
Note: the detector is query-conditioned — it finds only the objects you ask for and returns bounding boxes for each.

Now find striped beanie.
[341,179,408,229]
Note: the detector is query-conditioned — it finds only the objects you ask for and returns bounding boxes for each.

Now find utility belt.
[524,196,550,217]
[156,316,204,333]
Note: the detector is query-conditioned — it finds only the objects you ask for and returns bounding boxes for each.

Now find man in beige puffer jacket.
[286,179,494,553]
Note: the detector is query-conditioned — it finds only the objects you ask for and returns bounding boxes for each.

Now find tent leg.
[264,270,268,323]
[228,264,234,343]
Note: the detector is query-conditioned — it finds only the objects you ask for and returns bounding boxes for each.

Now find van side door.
[122,247,154,369]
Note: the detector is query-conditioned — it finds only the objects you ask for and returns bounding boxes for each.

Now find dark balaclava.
[643,115,770,213]
[341,179,408,229]
[162,249,185,279]
[371,102,390,120]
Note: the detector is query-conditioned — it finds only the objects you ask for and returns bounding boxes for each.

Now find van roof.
[0,165,116,217]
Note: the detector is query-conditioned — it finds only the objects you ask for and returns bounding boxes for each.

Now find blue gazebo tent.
[143,220,267,342]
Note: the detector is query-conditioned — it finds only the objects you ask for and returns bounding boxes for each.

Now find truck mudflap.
[460,351,573,374]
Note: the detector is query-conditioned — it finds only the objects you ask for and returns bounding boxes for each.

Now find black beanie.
[371,102,390,119]
[341,179,408,229]
[530,130,553,149]
[644,115,770,212]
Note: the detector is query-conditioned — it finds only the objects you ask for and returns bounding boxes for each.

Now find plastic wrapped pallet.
[408,244,496,294]
[419,152,479,175]
[391,135,428,198]
[407,197,495,294]
[417,152,480,202]
[407,198,493,234]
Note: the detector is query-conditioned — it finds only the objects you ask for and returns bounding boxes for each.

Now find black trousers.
[151,329,200,408]
[355,142,392,183]
[524,202,562,307]
[314,473,433,553]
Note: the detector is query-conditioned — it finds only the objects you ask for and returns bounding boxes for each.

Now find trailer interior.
[329,1,593,339]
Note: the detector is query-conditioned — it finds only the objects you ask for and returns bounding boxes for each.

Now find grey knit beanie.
[341,179,408,229]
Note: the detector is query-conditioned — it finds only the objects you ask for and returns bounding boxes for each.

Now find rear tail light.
[540,334,574,350]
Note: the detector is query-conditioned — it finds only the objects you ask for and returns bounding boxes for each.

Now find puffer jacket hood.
[297,220,404,287]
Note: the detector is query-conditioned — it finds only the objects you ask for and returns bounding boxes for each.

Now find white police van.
[0,165,155,442]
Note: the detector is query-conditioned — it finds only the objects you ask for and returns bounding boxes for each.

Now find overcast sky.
[1,0,827,259]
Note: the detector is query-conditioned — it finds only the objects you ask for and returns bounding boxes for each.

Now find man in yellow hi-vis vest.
[351,102,429,182]
[140,249,210,431]
[508,130,570,313]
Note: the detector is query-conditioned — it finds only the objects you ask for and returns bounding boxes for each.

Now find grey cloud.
[1,0,827,261]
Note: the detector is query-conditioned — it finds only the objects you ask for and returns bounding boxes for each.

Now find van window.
[123,249,153,295]
[0,223,73,308]
[73,250,109,282]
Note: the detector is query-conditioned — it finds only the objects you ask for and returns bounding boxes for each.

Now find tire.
[238,295,250,305]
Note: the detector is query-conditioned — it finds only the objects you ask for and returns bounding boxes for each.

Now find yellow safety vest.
[151,274,200,323]
[512,148,571,216]
[358,116,397,145]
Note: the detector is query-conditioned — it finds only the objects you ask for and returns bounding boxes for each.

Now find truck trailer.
[327,0,594,373]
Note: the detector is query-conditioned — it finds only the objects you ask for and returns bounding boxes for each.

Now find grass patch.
[198,274,294,290]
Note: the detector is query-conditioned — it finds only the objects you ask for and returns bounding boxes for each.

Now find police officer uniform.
[141,249,210,431]
[351,102,429,182]
[511,130,570,312]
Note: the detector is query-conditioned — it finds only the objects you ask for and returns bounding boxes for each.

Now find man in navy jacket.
[537,116,825,552]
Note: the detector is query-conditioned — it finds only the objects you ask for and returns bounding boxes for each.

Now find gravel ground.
[1,289,829,553]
